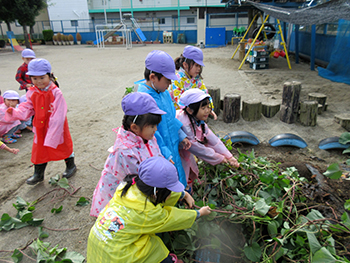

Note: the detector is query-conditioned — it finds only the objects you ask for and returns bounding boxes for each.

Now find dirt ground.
[0,43,349,262]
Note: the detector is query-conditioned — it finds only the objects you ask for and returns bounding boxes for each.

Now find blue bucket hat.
[183,45,205,67]
[139,157,184,192]
[26,58,51,76]
[178,88,210,109]
[145,50,179,80]
[122,92,166,116]
[3,90,20,100]
[21,49,36,59]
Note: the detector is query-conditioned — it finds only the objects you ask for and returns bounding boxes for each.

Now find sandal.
[12,134,22,139]
[3,136,17,144]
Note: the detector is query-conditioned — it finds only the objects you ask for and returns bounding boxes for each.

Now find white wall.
[48,0,91,32]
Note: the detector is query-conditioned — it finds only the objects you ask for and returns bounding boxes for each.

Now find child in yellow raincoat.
[87,156,212,263]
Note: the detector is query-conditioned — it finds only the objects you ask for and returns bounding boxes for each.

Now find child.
[87,156,211,263]
[170,45,217,120]
[17,95,33,132]
[15,48,36,92]
[176,88,239,186]
[90,92,166,217]
[137,50,191,188]
[5,58,76,185]
[0,90,3,104]
[0,90,22,144]
[0,141,19,154]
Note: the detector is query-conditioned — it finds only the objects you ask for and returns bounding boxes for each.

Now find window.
[187,17,195,24]
[158,18,165,24]
[71,20,78,27]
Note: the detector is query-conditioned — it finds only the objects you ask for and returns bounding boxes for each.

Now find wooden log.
[308,93,327,113]
[334,113,350,131]
[280,81,301,124]
[299,100,318,126]
[242,99,262,121]
[207,86,221,117]
[262,101,280,118]
[223,93,241,123]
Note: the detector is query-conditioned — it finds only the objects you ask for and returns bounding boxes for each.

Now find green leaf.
[255,198,271,216]
[345,199,350,211]
[57,178,70,189]
[312,247,336,263]
[326,236,336,255]
[339,132,350,144]
[346,159,350,166]
[323,163,342,179]
[267,221,279,237]
[341,211,350,228]
[306,232,321,255]
[51,205,63,214]
[39,226,49,239]
[343,147,350,154]
[244,242,261,262]
[49,174,61,185]
[76,197,89,207]
[19,210,33,222]
[11,249,23,263]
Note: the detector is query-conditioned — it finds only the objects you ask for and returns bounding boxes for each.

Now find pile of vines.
[163,148,350,263]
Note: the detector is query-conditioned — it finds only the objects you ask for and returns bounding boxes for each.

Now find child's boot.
[26,163,47,185]
[62,157,77,178]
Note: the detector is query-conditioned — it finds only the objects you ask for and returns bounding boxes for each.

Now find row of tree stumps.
[208,82,333,127]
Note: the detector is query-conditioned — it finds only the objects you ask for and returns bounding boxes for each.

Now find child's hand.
[26,84,33,88]
[10,148,20,154]
[6,107,13,115]
[210,110,217,120]
[180,138,191,150]
[183,191,195,208]
[199,206,212,217]
[228,157,240,168]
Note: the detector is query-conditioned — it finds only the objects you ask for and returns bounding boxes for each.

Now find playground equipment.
[94,13,146,49]
[231,13,291,70]
[6,31,24,52]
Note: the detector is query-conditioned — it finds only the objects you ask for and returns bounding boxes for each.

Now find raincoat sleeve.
[115,150,140,176]
[5,91,35,122]
[44,88,68,149]
[154,131,173,160]
[205,127,233,159]
[178,124,187,142]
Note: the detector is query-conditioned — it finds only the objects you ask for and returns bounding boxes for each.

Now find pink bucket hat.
[139,157,184,192]
[145,50,179,80]
[27,58,51,76]
[122,92,166,116]
[21,49,36,58]
[178,88,210,109]
[183,46,205,67]
[3,90,20,100]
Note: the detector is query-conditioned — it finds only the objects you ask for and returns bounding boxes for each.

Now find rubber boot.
[26,163,47,185]
[62,157,77,178]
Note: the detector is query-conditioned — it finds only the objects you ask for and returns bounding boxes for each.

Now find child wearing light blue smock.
[137,50,191,188]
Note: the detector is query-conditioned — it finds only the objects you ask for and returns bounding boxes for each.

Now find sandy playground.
[0,43,349,261]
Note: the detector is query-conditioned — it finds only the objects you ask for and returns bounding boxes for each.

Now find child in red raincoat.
[6,58,77,185]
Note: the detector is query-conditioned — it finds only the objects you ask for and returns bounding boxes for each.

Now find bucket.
[273,51,280,58]
[279,50,286,57]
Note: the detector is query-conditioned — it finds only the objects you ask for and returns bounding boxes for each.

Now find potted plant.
[53,35,57,45]
[42,29,54,45]
[68,34,74,45]
[76,32,82,45]
[56,33,62,45]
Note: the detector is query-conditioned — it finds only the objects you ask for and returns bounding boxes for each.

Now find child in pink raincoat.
[0,90,22,144]
[90,92,166,217]
[176,88,239,187]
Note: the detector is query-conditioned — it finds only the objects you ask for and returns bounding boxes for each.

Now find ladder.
[231,14,291,70]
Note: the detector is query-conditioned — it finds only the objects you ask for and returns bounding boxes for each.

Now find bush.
[76,32,82,41]
[42,30,54,42]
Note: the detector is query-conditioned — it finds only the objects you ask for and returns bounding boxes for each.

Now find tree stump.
[299,100,318,126]
[334,113,350,131]
[207,86,221,117]
[280,81,301,124]
[262,101,280,118]
[223,93,241,123]
[308,93,327,113]
[242,99,262,121]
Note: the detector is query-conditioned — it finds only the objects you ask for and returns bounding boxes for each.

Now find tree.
[14,0,47,48]
[0,0,17,32]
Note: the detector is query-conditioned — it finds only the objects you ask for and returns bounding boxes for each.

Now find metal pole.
[178,0,180,31]
[104,0,107,24]
[310,24,316,70]
[130,0,133,17]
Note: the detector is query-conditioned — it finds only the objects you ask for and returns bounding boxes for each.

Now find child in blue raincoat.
[137,50,191,188]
